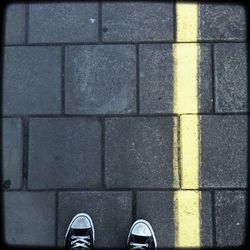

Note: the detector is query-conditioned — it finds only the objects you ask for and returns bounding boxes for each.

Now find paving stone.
[102,2,174,42]
[65,45,136,114]
[4,192,55,246]
[200,3,246,41]
[200,115,247,188]
[105,117,174,188]
[4,4,26,44]
[58,191,132,248]
[215,191,247,247]
[3,46,61,115]
[200,191,213,247]
[214,43,247,112]
[28,3,98,43]
[2,118,22,190]
[198,44,213,113]
[28,118,102,189]
[139,44,212,114]
[139,44,173,114]
[136,191,175,248]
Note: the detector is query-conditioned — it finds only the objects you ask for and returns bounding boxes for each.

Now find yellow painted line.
[180,115,200,189]
[176,2,199,42]
[173,2,201,248]
[174,191,201,247]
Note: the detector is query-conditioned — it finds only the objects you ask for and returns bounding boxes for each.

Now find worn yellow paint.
[173,2,201,248]
[174,191,201,247]
[176,2,198,42]
[180,115,200,189]
[173,43,199,114]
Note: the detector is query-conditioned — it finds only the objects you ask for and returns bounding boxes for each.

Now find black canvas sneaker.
[65,213,95,250]
[127,219,157,250]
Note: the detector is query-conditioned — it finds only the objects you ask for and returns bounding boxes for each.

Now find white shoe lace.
[71,235,91,249]
[130,242,149,249]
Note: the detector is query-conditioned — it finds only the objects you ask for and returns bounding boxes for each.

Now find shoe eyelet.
[146,243,149,247]
[130,242,133,246]
[87,236,90,239]
[88,242,90,245]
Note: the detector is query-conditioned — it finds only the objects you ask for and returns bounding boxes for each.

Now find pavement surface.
[1,1,248,248]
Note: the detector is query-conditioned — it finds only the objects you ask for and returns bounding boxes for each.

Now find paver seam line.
[61,45,65,114]
[98,0,103,44]
[3,40,247,47]
[101,117,106,189]
[211,190,217,247]
[21,117,29,191]
[55,191,59,246]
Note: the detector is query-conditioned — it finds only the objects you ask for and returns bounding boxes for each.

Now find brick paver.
[215,191,246,246]
[28,118,102,189]
[4,4,26,44]
[4,192,56,246]
[200,115,248,188]
[214,43,248,112]
[199,3,246,41]
[3,46,61,115]
[29,3,98,43]
[102,2,174,42]
[2,118,22,190]
[105,117,175,188]
[65,45,136,114]
[1,1,248,248]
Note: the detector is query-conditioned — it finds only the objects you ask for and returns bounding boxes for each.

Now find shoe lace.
[130,242,149,249]
[71,235,91,249]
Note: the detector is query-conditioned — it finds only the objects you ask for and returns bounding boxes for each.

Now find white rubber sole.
[64,213,95,245]
[127,219,157,249]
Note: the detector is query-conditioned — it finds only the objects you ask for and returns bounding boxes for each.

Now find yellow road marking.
[173,2,201,248]
[174,191,201,247]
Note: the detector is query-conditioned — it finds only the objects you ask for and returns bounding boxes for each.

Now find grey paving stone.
[200,4,246,41]
[105,117,174,188]
[139,44,173,114]
[65,45,136,114]
[215,191,246,247]
[200,115,247,188]
[200,191,213,247]
[3,47,61,115]
[102,2,174,42]
[214,43,248,112]
[58,191,132,248]
[4,4,26,44]
[198,44,213,113]
[139,44,212,114]
[2,118,22,190]
[136,191,175,248]
[4,192,55,246]
[28,118,102,189]
[28,3,98,43]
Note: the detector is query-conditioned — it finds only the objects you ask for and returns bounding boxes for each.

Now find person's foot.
[127,219,157,250]
[65,213,95,249]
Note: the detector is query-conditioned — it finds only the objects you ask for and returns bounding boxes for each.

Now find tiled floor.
[1,1,248,248]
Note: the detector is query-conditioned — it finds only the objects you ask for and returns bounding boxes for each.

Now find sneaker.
[127,219,157,250]
[65,213,95,249]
